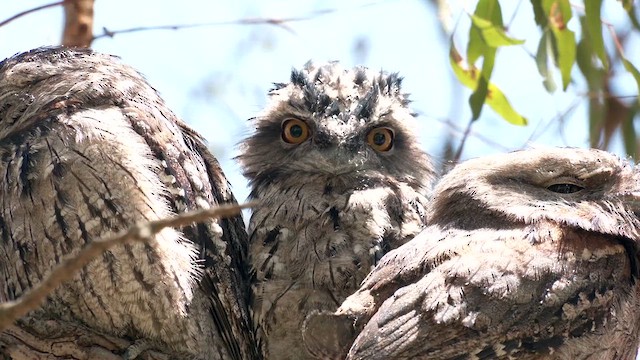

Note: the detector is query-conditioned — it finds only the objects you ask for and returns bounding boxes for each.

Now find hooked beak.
[619,190,640,213]
[618,189,640,281]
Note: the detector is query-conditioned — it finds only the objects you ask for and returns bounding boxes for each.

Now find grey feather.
[0,47,259,359]
[314,147,640,360]
[238,61,434,359]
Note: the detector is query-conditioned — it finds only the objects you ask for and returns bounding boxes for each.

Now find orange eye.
[281,119,310,144]
[366,127,394,152]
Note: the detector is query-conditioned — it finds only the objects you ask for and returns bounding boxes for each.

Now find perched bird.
[304,147,640,360]
[238,62,435,359]
[0,47,259,359]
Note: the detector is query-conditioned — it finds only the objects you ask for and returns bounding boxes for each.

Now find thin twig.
[0,1,64,28]
[525,97,582,145]
[91,0,397,41]
[574,3,633,62]
[604,22,627,57]
[0,202,254,332]
[93,10,336,41]
[505,0,524,31]
[426,115,511,151]
[452,118,475,163]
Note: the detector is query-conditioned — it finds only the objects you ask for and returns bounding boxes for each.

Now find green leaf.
[621,103,638,159]
[450,45,476,88]
[471,46,497,117]
[586,79,606,148]
[576,17,606,90]
[536,29,557,92]
[474,0,504,26]
[542,0,572,27]
[627,5,640,31]
[543,0,576,90]
[480,46,497,81]
[468,0,505,65]
[577,36,607,148]
[584,0,608,69]
[449,44,528,126]
[467,23,485,65]
[470,76,489,120]
[530,0,548,27]
[470,15,525,47]
[619,0,634,11]
[466,0,510,113]
[554,28,576,90]
[622,58,640,101]
[485,82,529,125]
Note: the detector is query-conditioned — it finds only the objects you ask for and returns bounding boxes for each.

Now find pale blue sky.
[1,0,637,202]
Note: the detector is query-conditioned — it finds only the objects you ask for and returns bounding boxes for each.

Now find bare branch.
[433,117,510,152]
[505,0,524,31]
[0,1,63,28]
[452,118,475,164]
[93,10,336,41]
[525,97,582,145]
[0,202,255,332]
[604,22,628,59]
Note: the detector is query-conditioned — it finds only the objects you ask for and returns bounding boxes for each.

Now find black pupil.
[373,132,387,146]
[547,183,584,194]
[289,124,303,138]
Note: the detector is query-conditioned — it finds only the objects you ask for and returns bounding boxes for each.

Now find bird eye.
[366,127,394,152]
[547,183,584,194]
[281,119,309,144]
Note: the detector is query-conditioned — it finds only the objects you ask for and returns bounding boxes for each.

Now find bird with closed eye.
[237,61,435,359]
[303,147,640,360]
[0,47,258,360]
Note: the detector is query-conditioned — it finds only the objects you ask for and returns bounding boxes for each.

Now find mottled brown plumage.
[0,47,259,359]
[304,147,640,360]
[238,62,434,359]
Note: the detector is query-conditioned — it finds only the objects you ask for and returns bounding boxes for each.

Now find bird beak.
[621,191,640,212]
[618,188,640,280]
[621,168,640,211]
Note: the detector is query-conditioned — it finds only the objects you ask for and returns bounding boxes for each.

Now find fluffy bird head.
[238,61,434,193]
[430,147,640,241]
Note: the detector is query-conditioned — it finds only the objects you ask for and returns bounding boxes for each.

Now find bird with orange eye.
[281,119,310,144]
[238,62,434,360]
[366,127,394,152]
[281,117,395,156]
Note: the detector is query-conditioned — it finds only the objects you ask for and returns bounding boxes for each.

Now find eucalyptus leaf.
[621,103,638,158]
[449,44,528,126]
[470,77,489,120]
[536,30,557,92]
[530,0,548,27]
[553,28,576,90]
[543,0,576,90]
[585,0,608,69]
[474,0,504,26]
[486,82,529,125]
[470,15,525,47]
[622,59,640,101]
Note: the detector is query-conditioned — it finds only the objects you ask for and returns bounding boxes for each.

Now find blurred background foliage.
[448,0,640,161]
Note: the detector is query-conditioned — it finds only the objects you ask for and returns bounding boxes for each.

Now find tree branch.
[452,117,475,163]
[62,0,95,47]
[430,116,510,152]
[0,202,254,332]
[92,11,336,41]
[0,1,63,28]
